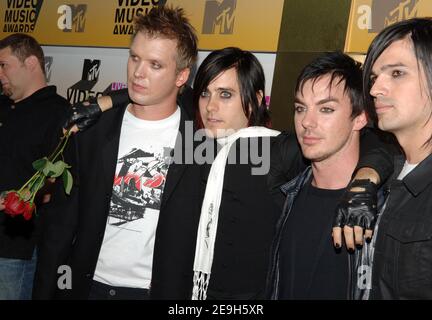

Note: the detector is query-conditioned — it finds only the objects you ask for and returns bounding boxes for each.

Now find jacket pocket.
[385,219,432,297]
[387,220,432,243]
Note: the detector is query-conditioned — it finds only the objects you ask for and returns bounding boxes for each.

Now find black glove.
[63,97,102,131]
[333,179,378,230]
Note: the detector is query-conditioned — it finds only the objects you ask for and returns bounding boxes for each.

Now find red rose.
[1,131,73,222]
[3,192,25,216]
[22,201,35,220]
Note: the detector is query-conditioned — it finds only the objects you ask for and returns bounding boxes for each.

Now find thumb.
[0,196,5,211]
[63,125,79,135]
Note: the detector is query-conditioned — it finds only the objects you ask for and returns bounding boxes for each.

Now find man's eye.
[370,76,377,86]
[152,63,161,69]
[200,91,210,98]
[321,107,334,113]
[294,105,305,113]
[220,91,231,98]
[392,70,404,78]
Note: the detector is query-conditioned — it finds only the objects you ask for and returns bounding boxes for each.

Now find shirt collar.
[396,153,432,196]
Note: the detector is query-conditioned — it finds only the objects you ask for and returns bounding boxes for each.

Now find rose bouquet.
[1,130,73,220]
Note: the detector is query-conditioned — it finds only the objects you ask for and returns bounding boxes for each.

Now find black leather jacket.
[266,166,386,300]
[266,167,355,299]
[371,154,432,299]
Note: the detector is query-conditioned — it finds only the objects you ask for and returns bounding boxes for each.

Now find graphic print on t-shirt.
[108,147,172,228]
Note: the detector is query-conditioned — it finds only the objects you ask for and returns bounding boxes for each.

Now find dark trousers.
[88,280,150,300]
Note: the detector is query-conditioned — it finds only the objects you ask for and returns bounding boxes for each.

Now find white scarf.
[192,126,280,300]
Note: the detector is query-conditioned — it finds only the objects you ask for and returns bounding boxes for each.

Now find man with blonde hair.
[33,6,200,300]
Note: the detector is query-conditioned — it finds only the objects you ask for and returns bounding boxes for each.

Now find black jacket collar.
[396,153,432,196]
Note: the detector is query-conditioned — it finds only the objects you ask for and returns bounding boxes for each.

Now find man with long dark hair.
[191,47,283,299]
[360,17,432,299]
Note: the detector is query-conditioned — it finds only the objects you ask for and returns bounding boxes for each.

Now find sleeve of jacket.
[32,135,79,299]
[357,127,401,184]
[268,131,307,190]
[177,85,194,119]
[268,131,308,209]
[108,88,129,108]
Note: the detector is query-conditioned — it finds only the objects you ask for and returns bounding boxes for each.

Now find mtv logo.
[202,0,236,34]
[57,4,87,32]
[70,59,101,91]
[86,63,100,81]
[44,56,53,83]
[370,0,419,32]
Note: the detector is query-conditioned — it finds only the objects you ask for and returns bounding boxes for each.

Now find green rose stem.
[47,129,72,163]
[17,129,72,198]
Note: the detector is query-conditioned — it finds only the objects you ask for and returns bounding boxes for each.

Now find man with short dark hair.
[0,33,69,299]
[267,52,370,299]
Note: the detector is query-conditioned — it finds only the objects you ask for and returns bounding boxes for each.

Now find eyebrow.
[215,87,235,92]
[294,96,340,105]
[371,63,408,75]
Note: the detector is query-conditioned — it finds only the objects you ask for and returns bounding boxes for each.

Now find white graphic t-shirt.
[93,106,180,288]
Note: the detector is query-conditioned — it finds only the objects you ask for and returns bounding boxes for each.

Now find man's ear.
[176,68,190,88]
[353,111,368,131]
[256,90,264,105]
[251,90,264,114]
[24,55,40,72]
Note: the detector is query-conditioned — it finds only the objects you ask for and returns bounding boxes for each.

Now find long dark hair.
[363,17,432,125]
[193,47,271,129]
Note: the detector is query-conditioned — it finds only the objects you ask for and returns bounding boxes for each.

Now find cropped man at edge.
[0,34,70,300]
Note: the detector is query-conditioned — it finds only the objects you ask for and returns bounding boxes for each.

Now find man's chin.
[302,151,327,163]
[203,128,218,138]
[128,95,149,107]
[206,128,238,139]
[127,90,144,104]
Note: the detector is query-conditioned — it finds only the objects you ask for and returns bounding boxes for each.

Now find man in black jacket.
[359,18,432,299]
[267,52,371,299]
[33,6,201,300]
[0,33,69,299]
